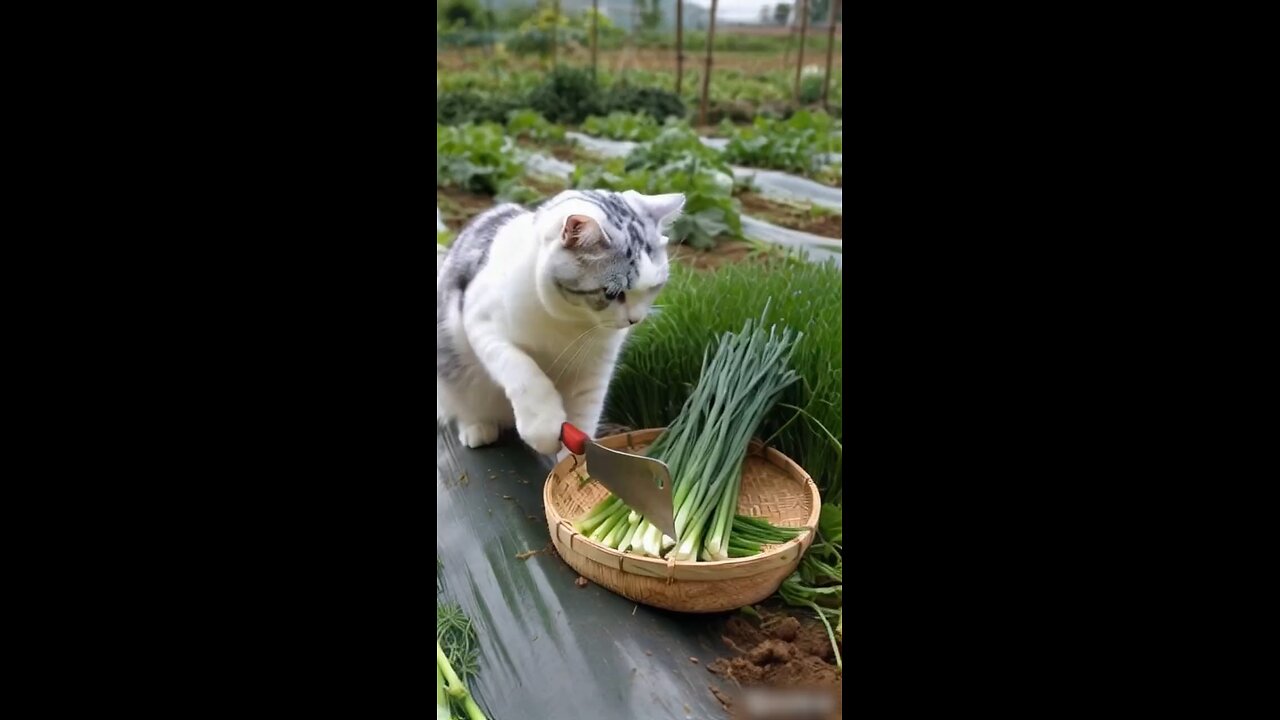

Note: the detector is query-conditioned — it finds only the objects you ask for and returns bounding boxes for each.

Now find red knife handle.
[560,422,589,455]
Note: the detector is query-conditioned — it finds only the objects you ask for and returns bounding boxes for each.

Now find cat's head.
[535,190,683,329]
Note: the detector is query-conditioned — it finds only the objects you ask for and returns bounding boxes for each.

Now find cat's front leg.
[553,380,610,461]
[564,381,609,444]
[468,322,566,455]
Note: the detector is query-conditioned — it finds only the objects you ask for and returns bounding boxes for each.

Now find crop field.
[437,64,843,268]
[437,6,842,718]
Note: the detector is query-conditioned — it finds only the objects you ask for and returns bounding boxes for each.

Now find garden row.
[437,108,841,268]
[437,66,843,129]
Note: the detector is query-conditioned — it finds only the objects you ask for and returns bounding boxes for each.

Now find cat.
[436,189,684,457]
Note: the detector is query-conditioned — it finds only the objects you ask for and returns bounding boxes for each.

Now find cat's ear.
[561,214,604,249]
[634,192,685,227]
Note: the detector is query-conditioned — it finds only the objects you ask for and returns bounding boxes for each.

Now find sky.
[709,0,775,22]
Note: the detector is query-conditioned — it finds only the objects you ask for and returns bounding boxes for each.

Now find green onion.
[437,640,486,720]
[437,590,487,720]
[577,313,802,562]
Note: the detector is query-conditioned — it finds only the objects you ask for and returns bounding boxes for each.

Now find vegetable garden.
[438,3,842,718]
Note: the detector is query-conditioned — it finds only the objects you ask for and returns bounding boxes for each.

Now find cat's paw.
[458,422,500,448]
[514,391,567,456]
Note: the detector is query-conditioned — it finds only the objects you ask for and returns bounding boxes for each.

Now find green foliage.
[505,109,565,143]
[437,90,524,125]
[495,181,543,205]
[604,84,685,121]
[524,68,685,124]
[438,0,485,28]
[818,503,842,546]
[436,123,524,196]
[723,110,843,178]
[528,67,603,123]
[799,73,825,104]
[624,124,729,175]
[507,1,571,56]
[573,124,742,249]
[778,500,843,669]
[437,602,479,682]
[583,112,660,142]
[606,261,842,502]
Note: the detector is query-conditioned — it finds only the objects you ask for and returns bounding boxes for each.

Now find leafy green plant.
[437,90,525,125]
[436,123,524,195]
[606,261,842,503]
[604,84,685,121]
[624,124,730,175]
[505,109,565,143]
[528,67,603,123]
[583,112,660,142]
[723,110,843,180]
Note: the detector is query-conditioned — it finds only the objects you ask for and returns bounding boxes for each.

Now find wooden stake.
[822,0,839,109]
[700,0,719,126]
[676,0,684,94]
[794,0,810,101]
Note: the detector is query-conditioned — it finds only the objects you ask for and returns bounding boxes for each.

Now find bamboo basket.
[544,428,820,613]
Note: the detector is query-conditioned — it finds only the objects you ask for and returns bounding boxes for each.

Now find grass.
[606,260,843,503]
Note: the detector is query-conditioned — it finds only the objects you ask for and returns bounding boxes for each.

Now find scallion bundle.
[575,315,802,561]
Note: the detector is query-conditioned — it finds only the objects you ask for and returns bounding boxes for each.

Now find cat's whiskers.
[546,322,606,376]
[554,324,608,386]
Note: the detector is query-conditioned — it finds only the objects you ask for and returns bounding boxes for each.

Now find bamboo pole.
[676,0,684,94]
[793,0,809,101]
[700,0,719,126]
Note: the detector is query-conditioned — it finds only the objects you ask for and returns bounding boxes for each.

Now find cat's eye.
[603,289,625,303]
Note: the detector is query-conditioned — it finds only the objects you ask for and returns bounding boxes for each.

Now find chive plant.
[607,261,843,505]
[576,315,804,561]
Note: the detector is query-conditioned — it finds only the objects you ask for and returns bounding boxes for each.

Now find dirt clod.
[708,609,841,719]
[574,576,588,588]
[772,616,801,642]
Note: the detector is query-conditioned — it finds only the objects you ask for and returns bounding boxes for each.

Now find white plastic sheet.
[568,130,843,212]
[525,153,575,180]
[564,131,635,158]
[445,140,843,268]
[734,167,842,212]
[742,216,842,267]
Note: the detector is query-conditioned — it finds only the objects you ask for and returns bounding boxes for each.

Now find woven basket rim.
[543,427,821,574]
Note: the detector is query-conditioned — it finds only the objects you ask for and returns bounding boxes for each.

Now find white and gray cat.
[436,189,684,457]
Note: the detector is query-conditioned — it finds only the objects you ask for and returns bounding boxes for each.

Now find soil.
[668,239,783,271]
[737,191,842,239]
[708,610,842,719]
[437,186,495,229]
